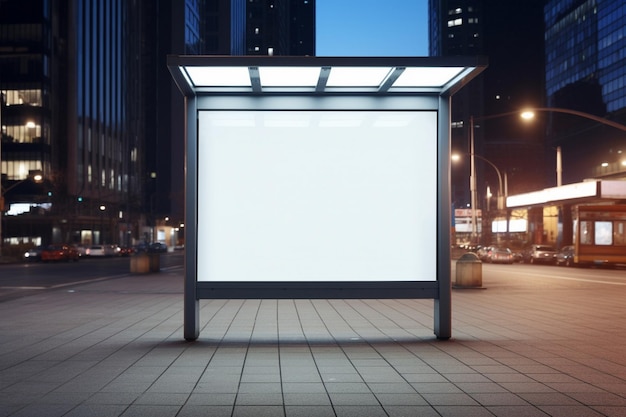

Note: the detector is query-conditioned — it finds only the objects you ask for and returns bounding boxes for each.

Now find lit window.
[595,221,613,245]
[447,18,463,27]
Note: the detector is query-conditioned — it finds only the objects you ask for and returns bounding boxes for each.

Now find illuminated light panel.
[507,181,599,207]
[259,66,321,87]
[372,113,416,128]
[326,67,393,87]
[185,66,251,87]
[393,67,465,87]
[208,113,256,127]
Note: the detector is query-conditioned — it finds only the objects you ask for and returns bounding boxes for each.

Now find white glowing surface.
[197,110,438,282]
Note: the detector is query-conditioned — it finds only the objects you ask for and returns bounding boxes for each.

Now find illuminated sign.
[197,110,437,282]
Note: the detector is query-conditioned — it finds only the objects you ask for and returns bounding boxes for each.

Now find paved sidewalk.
[1,264,626,417]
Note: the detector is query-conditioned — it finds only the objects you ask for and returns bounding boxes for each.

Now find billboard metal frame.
[168,56,486,341]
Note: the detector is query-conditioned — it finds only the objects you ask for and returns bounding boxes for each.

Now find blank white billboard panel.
[197,110,437,282]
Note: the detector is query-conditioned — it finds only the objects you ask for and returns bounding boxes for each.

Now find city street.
[456,261,626,289]
[0,251,184,302]
[2,253,625,304]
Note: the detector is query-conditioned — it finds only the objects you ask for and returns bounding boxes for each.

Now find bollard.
[148,253,160,272]
[455,252,482,288]
[130,253,150,273]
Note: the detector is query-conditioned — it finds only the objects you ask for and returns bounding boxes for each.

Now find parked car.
[85,245,106,257]
[23,245,44,262]
[108,245,122,256]
[148,242,168,253]
[74,245,88,257]
[41,244,80,262]
[487,247,515,264]
[86,245,120,257]
[476,246,493,261]
[118,246,135,256]
[556,245,575,267]
[523,244,558,265]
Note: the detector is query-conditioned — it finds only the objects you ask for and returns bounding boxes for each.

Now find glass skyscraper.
[545,0,626,182]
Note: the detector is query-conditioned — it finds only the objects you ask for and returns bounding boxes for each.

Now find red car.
[41,244,80,262]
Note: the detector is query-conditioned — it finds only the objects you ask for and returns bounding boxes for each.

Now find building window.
[1,89,42,106]
[1,160,43,180]
[595,221,612,245]
[448,18,463,27]
[580,220,593,244]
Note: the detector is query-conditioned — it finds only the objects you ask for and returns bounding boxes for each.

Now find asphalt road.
[454,260,626,290]
[0,251,184,302]
[2,254,625,302]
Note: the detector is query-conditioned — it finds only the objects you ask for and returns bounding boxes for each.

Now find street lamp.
[467,114,527,243]
[99,205,106,244]
[453,152,507,244]
[520,107,626,186]
[0,170,44,258]
[453,152,506,210]
[520,108,626,133]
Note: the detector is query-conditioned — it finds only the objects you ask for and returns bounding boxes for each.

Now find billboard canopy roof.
[167,55,486,96]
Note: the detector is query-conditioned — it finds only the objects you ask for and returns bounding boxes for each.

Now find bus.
[572,204,626,267]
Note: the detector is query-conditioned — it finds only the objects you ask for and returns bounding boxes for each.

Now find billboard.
[197,110,438,282]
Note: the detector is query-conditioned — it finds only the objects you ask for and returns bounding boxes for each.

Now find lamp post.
[468,113,520,243]
[99,205,106,244]
[520,107,626,133]
[521,107,626,186]
[453,151,506,243]
[0,171,44,258]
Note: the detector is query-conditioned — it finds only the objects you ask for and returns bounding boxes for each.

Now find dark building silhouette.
[241,0,315,55]
[429,0,547,215]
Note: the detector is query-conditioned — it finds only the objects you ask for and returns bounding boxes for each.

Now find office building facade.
[236,0,315,56]
[545,0,626,183]
[0,0,149,251]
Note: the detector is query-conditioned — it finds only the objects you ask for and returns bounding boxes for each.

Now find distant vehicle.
[523,244,557,265]
[556,245,575,267]
[569,205,626,267]
[85,245,106,257]
[133,242,149,253]
[86,245,120,257]
[108,245,122,256]
[41,244,80,262]
[119,246,135,256]
[23,246,44,262]
[74,245,88,257]
[476,246,492,261]
[487,247,515,264]
[148,242,168,253]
